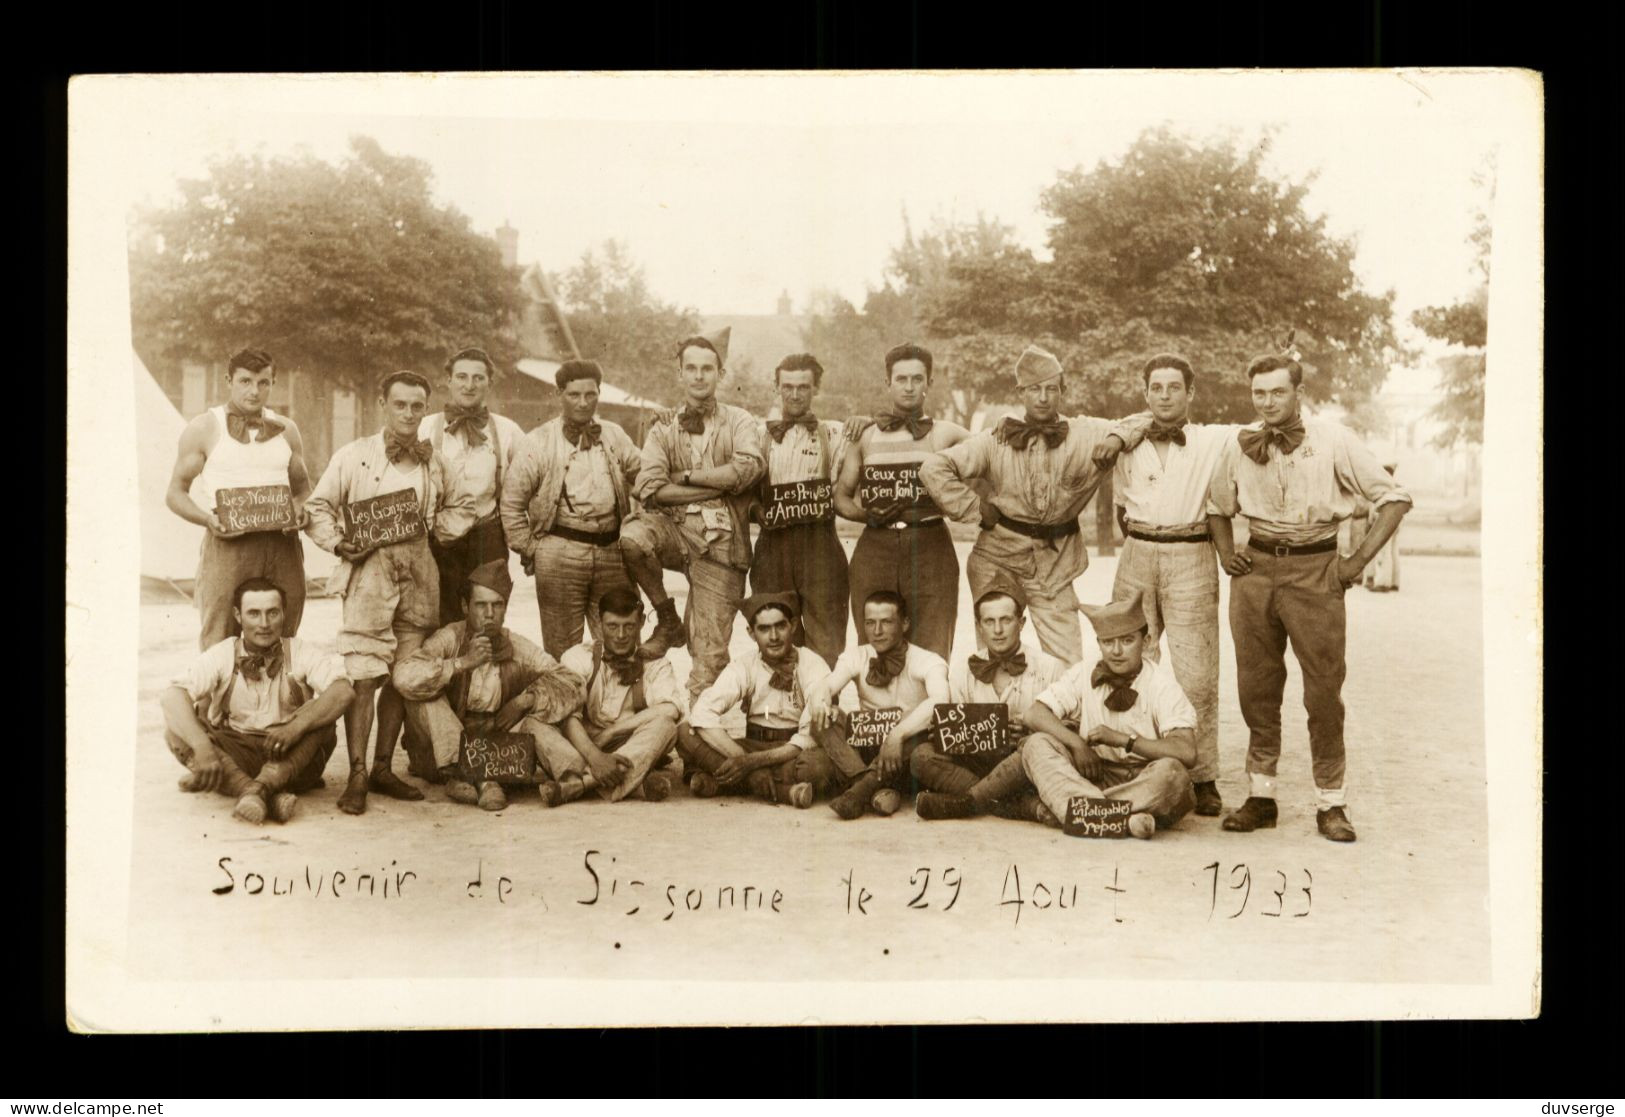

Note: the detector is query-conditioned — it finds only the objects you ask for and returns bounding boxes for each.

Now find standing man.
[801,590,951,820]
[307,370,468,816]
[420,345,526,627]
[160,577,353,825]
[166,347,312,650]
[500,359,642,656]
[620,330,766,700]
[1109,353,1234,817]
[749,353,851,667]
[1020,592,1199,840]
[1207,350,1412,842]
[919,344,1147,662]
[834,343,969,660]
[676,591,837,808]
[912,578,1068,821]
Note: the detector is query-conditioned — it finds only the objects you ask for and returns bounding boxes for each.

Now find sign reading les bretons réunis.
[1064,797,1132,838]
[460,731,536,786]
[761,480,834,529]
[932,703,1010,756]
[214,485,294,533]
[859,463,937,514]
[847,707,902,764]
[345,489,424,550]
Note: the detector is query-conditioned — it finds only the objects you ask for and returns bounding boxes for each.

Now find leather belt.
[997,515,1080,541]
[1128,528,1211,544]
[549,522,620,547]
[1249,537,1337,557]
[875,517,944,530]
[745,723,800,743]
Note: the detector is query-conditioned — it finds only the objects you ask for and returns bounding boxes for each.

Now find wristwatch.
[1123,734,1139,755]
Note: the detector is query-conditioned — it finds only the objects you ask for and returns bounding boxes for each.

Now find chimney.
[496,221,519,269]
[776,289,792,316]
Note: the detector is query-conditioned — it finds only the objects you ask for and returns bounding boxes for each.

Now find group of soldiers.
[159,328,1409,843]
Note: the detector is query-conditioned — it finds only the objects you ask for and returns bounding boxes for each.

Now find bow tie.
[1091,663,1142,713]
[767,416,819,442]
[562,419,602,448]
[677,402,716,434]
[1237,416,1306,465]
[1146,423,1187,446]
[603,650,643,686]
[384,431,434,466]
[865,642,909,688]
[443,404,490,445]
[998,415,1068,451]
[875,411,934,440]
[967,647,1027,684]
[763,651,799,692]
[237,645,283,682]
[224,407,286,445]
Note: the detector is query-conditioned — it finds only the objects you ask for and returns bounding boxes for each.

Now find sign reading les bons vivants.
[761,480,835,529]
[215,485,295,533]
[1064,796,1132,838]
[345,488,425,550]
[847,707,902,764]
[859,463,938,515]
[460,731,537,785]
[932,703,1010,756]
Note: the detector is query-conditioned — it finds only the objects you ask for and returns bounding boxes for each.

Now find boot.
[337,767,369,816]
[641,599,687,656]
[1193,781,1223,817]
[829,773,880,820]
[232,782,268,824]
[1222,796,1278,832]
[1317,806,1357,842]
[916,791,975,820]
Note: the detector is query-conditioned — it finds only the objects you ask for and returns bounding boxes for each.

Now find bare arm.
[159,685,215,757]
[1208,513,1251,575]
[831,430,868,522]
[165,415,235,534]
[892,661,951,742]
[1339,501,1408,584]
[282,419,313,524]
[1085,722,1196,768]
[280,679,355,737]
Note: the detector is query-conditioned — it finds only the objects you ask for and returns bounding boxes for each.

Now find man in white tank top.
[166,348,312,651]
[419,346,525,628]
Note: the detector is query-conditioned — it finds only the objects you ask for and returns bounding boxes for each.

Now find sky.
[113,71,1512,339]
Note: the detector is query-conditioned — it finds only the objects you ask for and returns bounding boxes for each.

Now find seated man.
[160,577,353,825]
[539,588,685,804]
[391,560,584,812]
[802,590,950,820]
[1020,591,1198,840]
[913,577,1069,821]
[676,591,837,808]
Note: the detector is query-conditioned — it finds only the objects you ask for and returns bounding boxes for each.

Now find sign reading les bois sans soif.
[761,480,834,528]
[1064,797,1132,838]
[345,489,425,549]
[215,485,295,533]
[932,703,1010,756]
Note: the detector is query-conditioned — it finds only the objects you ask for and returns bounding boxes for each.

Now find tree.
[1411,163,1493,448]
[129,136,521,398]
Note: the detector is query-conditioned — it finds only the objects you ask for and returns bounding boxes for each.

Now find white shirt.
[818,642,948,713]
[174,637,346,732]
[688,646,830,749]
[560,645,687,728]
[1034,652,1197,766]
[1113,424,1233,529]
[947,641,1069,733]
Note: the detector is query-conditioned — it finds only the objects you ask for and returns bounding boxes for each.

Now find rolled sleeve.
[1035,668,1085,726]
[1104,410,1154,451]
[390,626,464,700]
[174,640,234,705]
[295,645,348,696]
[721,411,767,493]
[918,435,991,523]
[688,661,746,731]
[642,657,688,716]
[633,424,673,504]
[1334,427,1413,510]
[1204,438,1242,518]
[1150,668,1198,735]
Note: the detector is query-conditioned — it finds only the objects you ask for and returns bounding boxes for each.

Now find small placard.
[847,707,903,764]
[932,703,1010,757]
[859,462,938,515]
[345,488,425,550]
[460,730,537,786]
[214,484,294,533]
[761,479,834,529]
[1063,796,1133,839]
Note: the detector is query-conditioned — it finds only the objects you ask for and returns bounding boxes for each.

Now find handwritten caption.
[346,489,424,550]
[859,463,938,514]
[460,731,537,785]
[847,707,902,764]
[932,703,1009,756]
[215,485,294,533]
[761,480,834,529]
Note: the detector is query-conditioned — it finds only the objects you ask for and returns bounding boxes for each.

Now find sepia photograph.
[64,68,1543,1030]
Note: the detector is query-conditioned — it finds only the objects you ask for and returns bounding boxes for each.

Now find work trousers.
[166,723,337,796]
[1111,536,1221,782]
[750,520,850,668]
[812,721,931,794]
[675,724,837,802]
[965,544,1082,662]
[1020,733,1195,829]
[429,516,508,628]
[195,530,307,651]
[909,742,1031,806]
[531,712,679,802]
[1228,547,1349,807]
[620,513,748,701]
[339,539,438,680]
[847,521,958,659]
[532,532,635,657]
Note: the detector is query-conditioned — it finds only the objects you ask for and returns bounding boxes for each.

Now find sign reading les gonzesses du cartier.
[847,707,902,764]
[214,485,295,533]
[761,480,834,529]
[460,731,537,786]
[932,703,1010,756]
[859,463,938,514]
[345,489,425,550]
[1064,797,1132,839]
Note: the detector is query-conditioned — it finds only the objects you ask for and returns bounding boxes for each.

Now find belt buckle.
[1272,543,1291,557]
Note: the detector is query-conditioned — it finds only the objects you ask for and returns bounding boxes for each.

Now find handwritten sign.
[847,707,903,764]
[346,489,425,550]
[1063,797,1132,839]
[932,703,1010,757]
[859,463,939,515]
[214,485,294,533]
[761,480,834,529]
[460,730,536,786]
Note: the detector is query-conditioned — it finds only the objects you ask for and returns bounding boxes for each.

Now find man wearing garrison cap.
[392,559,585,812]
[919,344,1152,662]
[1017,590,1199,840]
[500,359,643,657]
[675,591,838,808]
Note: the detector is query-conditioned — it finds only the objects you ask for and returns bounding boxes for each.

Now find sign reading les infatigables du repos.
[1064,797,1133,839]
[345,489,425,550]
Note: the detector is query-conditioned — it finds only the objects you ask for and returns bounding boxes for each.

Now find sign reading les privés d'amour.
[346,489,424,549]
[932,703,1010,756]
[859,463,937,514]
[1064,797,1132,838]
[761,480,834,529]
[460,731,536,785]
[215,485,294,533]
[848,707,902,764]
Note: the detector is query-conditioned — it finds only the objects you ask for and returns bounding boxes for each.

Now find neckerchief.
[1091,662,1143,713]
[997,415,1068,451]
[875,409,934,441]
[224,404,286,445]
[1237,415,1306,465]
[767,415,819,442]
[385,430,434,465]
[602,648,643,686]
[562,418,602,448]
[443,404,490,446]
[1145,422,1187,446]
[762,649,799,692]
[237,643,284,683]
[866,642,909,688]
[967,647,1028,684]
[677,399,718,435]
